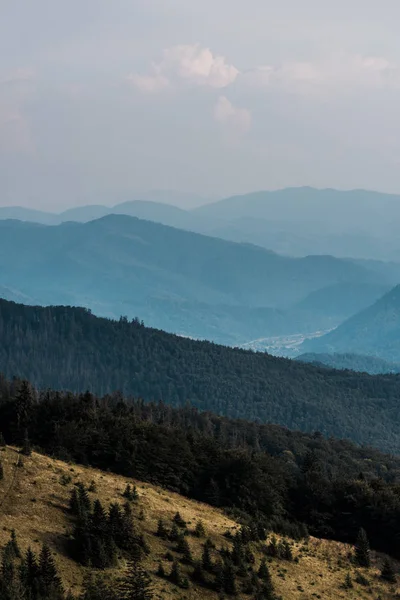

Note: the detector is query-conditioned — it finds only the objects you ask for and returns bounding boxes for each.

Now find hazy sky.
[3,1,400,209]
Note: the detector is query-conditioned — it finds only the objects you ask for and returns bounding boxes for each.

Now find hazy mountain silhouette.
[301,285,400,361]
[0,215,392,344]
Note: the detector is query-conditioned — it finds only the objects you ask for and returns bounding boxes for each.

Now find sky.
[2,0,400,209]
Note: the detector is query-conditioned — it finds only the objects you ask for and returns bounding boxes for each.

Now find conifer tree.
[258,558,271,582]
[173,512,186,528]
[222,559,237,595]
[176,535,193,564]
[381,558,397,583]
[38,543,64,598]
[194,521,206,537]
[201,542,213,572]
[266,535,278,558]
[77,482,91,516]
[169,560,182,586]
[69,488,80,515]
[20,547,39,600]
[156,519,168,539]
[156,562,165,578]
[21,429,31,456]
[214,561,224,593]
[343,572,353,589]
[169,522,180,542]
[354,528,370,568]
[191,561,206,585]
[0,432,5,447]
[123,484,139,502]
[9,531,21,559]
[82,572,117,600]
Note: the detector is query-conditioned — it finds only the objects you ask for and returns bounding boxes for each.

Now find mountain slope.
[3,299,400,452]
[301,285,400,361]
[1,446,396,599]
[0,215,387,344]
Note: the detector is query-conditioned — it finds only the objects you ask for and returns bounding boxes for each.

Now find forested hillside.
[2,376,400,564]
[1,446,397,600]
[2,299,400,453]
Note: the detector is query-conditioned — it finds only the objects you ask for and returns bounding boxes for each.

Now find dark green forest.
[2,299,400,453]
[1,376,400,562]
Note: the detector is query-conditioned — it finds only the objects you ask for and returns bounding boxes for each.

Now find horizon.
[4,184,400,213]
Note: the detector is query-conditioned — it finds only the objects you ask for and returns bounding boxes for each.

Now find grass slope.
[0,446,398,600]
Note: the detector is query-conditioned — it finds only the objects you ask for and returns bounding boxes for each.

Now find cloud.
[128,44,239,92]
[244,53,400,94]
[126,70,170,93]
[213,96,251,133]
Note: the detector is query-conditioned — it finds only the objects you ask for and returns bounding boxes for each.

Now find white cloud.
[214,96,251,133]
[126,69,170,93]
[128,44,239,92]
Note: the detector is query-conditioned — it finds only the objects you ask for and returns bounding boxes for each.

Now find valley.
[241,329,334,357]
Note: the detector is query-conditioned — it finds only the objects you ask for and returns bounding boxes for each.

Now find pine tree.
[77,482,91,516]
[169,560,182,586]
[202,542,214,572]
[258,558,271,582]
[0,431,6,447]
[173,512,186,528]
[38,543,64,598]
[21,429,31,456]
[69,487,80,515]
[354,528,370,568]
[21,547,39,599]
[214,561,224,593]
[176,535,193,564]
[231,532,245,567]
[222,559,237,595]
[156,562,165,578]
[169,522,180,542]
[118,560,153,600]
[194,521,206,537]
[123,484,139,502]
[381,558,397,583]
[156,519,168,539]
[280,539,293,561]
[82,572,117,600]
[266,535,278,558]
[191,561,206,585]
[343,572,353,589]
[10,531,21,559]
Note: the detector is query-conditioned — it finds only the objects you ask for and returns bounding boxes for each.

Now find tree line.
[2,377,400,560]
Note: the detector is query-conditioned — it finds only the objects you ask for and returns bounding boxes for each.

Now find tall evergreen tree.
[381,558,397,583]
[21,428,32,456]
[201,542,213,572]
[354,528,370,568]
[117,560,153,600]
[38,543,64,599]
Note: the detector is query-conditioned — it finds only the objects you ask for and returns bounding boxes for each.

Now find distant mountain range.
[0,215,397,345]
[301,285,400,362]
[4,187,400,260]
